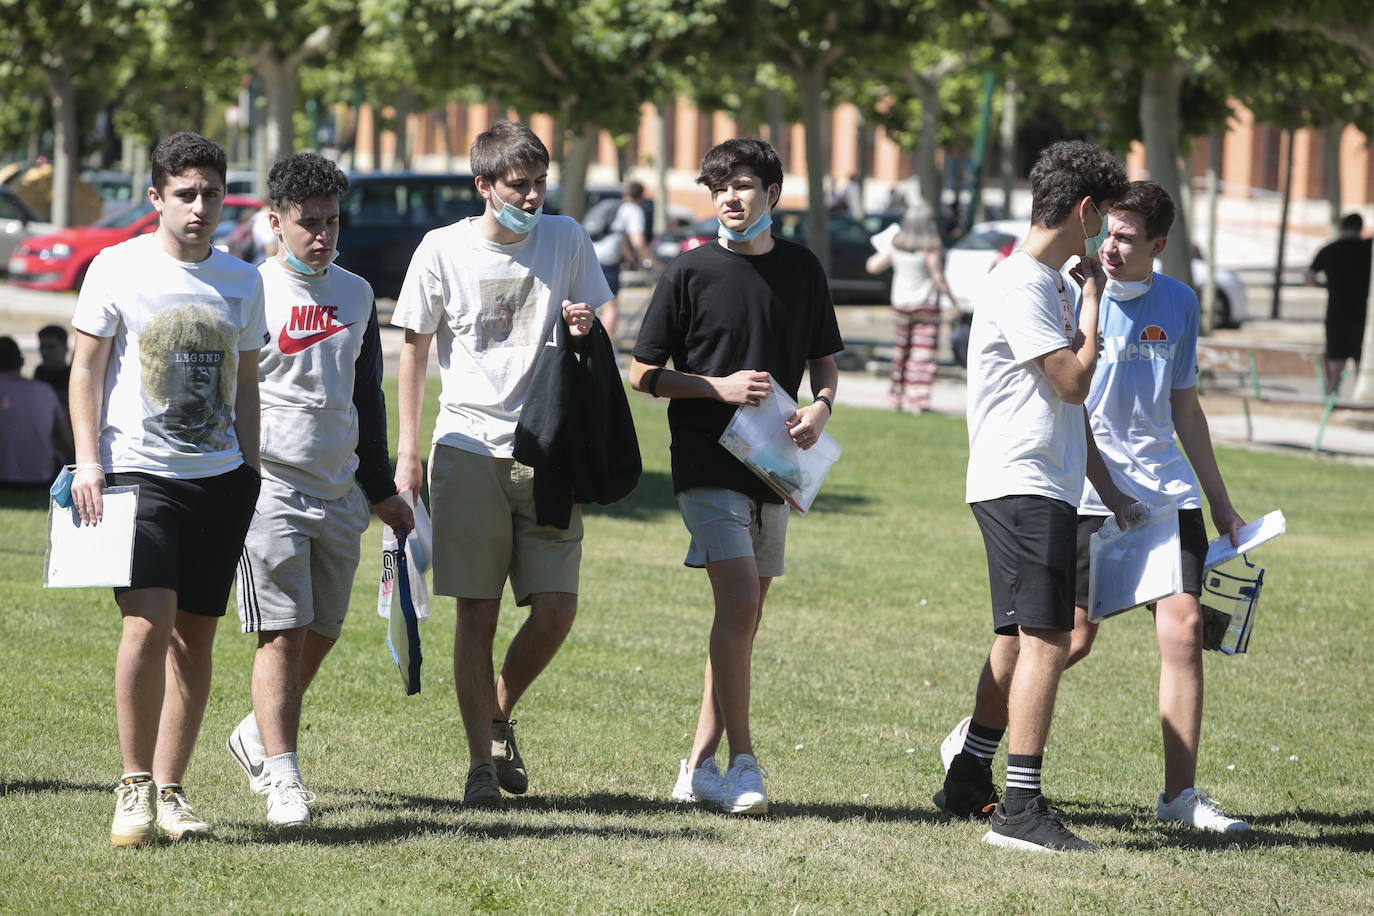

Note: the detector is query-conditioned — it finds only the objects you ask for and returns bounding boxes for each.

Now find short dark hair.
[267,152,349,212]
[0,336,21,373]
[1341,212,1364,234]
[1028,140,1129,230]
[470,120,550,185]
[1110,180,1175,240]
[150,132,227,193]
[626,181,645,201]
[696,139,784,197]
[37,324,68,346]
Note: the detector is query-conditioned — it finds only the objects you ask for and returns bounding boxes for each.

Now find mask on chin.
[282,241,339,277]
[1105,274,1153,301]
[718,209,772,243]
[491,189,542,235]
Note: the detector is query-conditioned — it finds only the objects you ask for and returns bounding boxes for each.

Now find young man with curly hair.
[69,131,266,846]
[226,152,413,827]
[935,140,1131,853]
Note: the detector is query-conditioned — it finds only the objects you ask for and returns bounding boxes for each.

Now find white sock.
[265,752,302,786]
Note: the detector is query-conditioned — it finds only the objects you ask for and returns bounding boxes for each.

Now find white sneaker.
[156,785,213,840]
[228,715,271,795]
[722,754,769,815]
[1157,787,1250,833]
[671,758,725,806]
[266,777,317,827]
[940,716,972,773]
[110,775,157,847]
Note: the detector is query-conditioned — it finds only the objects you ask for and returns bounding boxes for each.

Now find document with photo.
[720,376,842,515]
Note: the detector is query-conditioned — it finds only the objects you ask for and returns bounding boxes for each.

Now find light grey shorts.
[236,476,371,639]
[677,487,789,578]
[429,444,582,605]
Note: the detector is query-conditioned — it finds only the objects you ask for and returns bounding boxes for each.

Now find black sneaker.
[983,795,1097,853]
[933,753,999,820]
[463,764,503,808]
[491,719,528,794]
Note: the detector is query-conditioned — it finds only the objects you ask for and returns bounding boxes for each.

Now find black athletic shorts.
[1074,507,1208,608]
[108,463,260,616]
[970,495,1078,635]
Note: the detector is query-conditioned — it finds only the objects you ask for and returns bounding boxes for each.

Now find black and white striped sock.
[960,720,1004,766]
[1004,753,1043,815]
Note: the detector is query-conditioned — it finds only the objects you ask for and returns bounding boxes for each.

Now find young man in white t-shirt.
[592,180,659,342]
[69,132,267,847]
[1065,181,1249,833]
[936,140,1130,853]
[392,120,612,807]
[226,152,414,827]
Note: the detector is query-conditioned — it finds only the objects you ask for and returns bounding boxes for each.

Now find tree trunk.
[394,89,416,171]
[1323,120,1342,237]
[914,75,941,218]
[561,122,596,221]
[258,54,299,171]
[46,60,78,229]
[654,99,669,236]
[1272,129,1294,320]
[1139,60,1192,289]
[1200,131,1222,334]
[799,64,831,276]
[999,74,1018,219]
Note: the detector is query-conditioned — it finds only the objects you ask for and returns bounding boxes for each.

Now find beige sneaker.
[156,784,213,840]
[110,774,157,847]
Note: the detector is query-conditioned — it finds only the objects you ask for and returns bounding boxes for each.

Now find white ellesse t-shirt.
[390,215,612,457]
[965,250,1086,506]
[1079,272,1202,515]
[73,233,268,479]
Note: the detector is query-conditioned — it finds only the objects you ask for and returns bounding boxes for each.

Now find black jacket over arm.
[513,316,641,528]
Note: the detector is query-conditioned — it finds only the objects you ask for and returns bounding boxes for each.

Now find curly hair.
[696,138,784,194]
[267,152,350,212]
[1028,141,1129,230]
[470,120,550,184]
[151,132,227,194]
[139,304,238,405]
[1110,180,1176,240]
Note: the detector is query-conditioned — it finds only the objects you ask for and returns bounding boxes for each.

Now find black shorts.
[1074,508,1208,607]
[108,463,260,616]
[970,495,1078,635]
[601,262,621,297]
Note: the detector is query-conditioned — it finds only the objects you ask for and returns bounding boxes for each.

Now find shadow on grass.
[0,487,49,512]
[216,789,942,845]
[1057,800,1374,854]
[0,778,111,795]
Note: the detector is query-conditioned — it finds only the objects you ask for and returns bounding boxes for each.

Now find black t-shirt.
[1310,237,1372,323]
[633,237,844,501]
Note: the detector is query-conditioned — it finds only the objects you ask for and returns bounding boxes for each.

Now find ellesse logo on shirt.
[278,304,354,354]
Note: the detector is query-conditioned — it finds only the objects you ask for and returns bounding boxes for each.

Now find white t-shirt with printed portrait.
[72,233,268,479]
[965,250,1086,506]
[390,214,612,458]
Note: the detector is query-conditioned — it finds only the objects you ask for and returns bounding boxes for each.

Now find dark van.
[337,172,483,299]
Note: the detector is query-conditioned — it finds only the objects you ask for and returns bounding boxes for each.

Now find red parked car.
[8,194,263,291]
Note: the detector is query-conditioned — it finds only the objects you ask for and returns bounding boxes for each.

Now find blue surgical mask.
[1083,201,1108,257]
[491,190,542,235]
[718,209,772,243]
[283,245,339,276]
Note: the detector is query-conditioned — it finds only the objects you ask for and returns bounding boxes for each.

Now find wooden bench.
[1195,338,1366,453]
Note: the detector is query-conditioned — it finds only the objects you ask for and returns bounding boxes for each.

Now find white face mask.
[1105,274,1153,301]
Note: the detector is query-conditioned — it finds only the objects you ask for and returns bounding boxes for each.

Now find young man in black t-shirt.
[630,138,842,814]
[1306,212,1372,395]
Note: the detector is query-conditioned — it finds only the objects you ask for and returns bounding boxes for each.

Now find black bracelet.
[648,367,666,398]
[815,394,833,414]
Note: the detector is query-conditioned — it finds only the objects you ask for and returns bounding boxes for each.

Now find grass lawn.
[0,381,1370,913]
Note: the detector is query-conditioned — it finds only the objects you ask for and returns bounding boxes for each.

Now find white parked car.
[943,220,1248,328]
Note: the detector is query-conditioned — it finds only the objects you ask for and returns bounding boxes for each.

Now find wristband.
[815,394,833,414]
[647,367,666,398]
[72,463,105,474]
